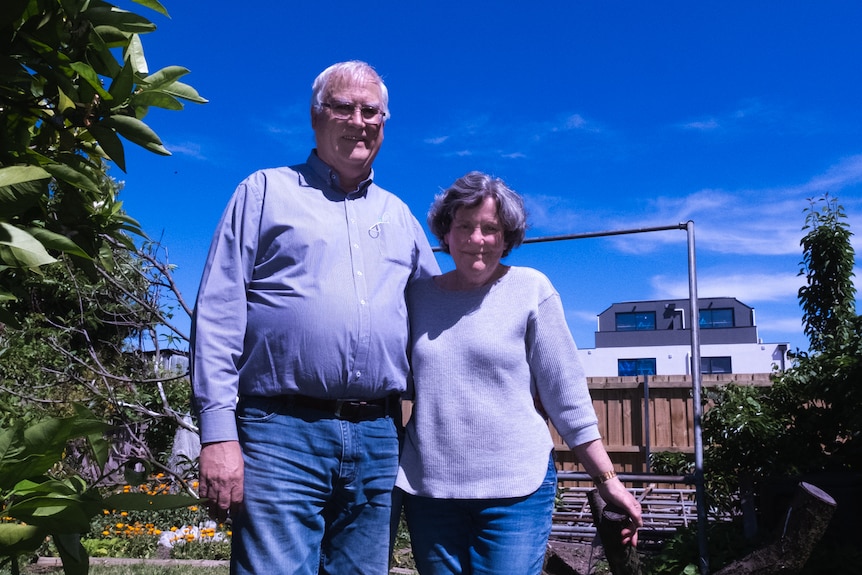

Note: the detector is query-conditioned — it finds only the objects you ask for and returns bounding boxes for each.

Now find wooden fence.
[551,374,773,480]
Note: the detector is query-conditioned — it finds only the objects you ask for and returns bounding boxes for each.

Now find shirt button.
[355,371,362,378]
[360,299,367,305]
[356,270,363,276]
[353,243,359,249]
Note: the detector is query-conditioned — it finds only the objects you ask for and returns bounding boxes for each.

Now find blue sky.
[116,1,862,354]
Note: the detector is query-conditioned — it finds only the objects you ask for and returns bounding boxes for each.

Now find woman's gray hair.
[311,61,390,120]
[428,171,527,257]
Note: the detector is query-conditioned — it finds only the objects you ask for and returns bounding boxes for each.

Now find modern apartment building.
[577,297,790,377]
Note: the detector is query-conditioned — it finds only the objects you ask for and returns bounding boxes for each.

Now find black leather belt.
[289,394,398,422]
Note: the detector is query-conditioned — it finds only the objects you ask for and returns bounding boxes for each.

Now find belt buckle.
[334,399,348,419]
[335,399,364,420]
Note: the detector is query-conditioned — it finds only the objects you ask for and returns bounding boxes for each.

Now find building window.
[699,308,734,329]
[615,311,656,331]
[701,356,732,374]
[618,358,656,377]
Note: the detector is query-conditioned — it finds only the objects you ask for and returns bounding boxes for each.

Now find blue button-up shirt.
[190,152,440,443]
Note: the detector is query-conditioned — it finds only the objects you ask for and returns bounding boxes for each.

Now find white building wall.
[577,342,788,377]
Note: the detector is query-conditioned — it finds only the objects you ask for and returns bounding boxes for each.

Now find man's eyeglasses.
[322,101,386,125]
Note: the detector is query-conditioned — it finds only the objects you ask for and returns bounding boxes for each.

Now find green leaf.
[0,523,46,556]
[131,90,183,111]
[42,163,102,194]
[26,227,92,259]
[85,25,122,80]
[0,423,26,474]
[101,115,170,156]
[0,165,50,187]
[72,405,110,472]
[8,477,83,499]
[88,123,127,171]
[0,223,58,269]
[7,493,94,531]
[69,62,111,99]
[139,65,190,88]
[132,0,170,18]
[125,33,148,75]
[0,415,109,490]
[83,5,156,34]
[108,59,135,103]
[161,80,208,104]
[92,25,132,47]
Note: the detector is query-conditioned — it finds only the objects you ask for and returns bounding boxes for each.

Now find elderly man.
[190,60,439,575]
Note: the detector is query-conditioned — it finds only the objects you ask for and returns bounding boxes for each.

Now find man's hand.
[198,441,244,523]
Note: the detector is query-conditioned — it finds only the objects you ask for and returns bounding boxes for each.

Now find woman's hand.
[598,478,643,546]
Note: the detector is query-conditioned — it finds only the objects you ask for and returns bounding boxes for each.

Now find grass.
[3,562,228,575]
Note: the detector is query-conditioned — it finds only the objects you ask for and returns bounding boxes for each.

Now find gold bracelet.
[592,470,617,485]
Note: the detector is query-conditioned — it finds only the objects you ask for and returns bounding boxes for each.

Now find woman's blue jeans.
[231,396,399,575]
[402,455,557,575]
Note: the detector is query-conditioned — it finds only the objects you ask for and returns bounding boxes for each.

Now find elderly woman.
[396,171,642,575]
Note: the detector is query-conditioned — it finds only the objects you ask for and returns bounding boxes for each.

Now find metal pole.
[686,220,709,575]
[643,374,651,473]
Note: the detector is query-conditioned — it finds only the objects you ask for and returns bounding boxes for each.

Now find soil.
[544,540,608,575]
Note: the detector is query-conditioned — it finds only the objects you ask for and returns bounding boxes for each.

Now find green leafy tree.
[702,194,860,514]
[0,1,204,571]
[0,0,207,324]
[798,194,857,353]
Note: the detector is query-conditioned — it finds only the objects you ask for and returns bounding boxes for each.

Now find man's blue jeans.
[402,455,557,575]
[232,396,399,575]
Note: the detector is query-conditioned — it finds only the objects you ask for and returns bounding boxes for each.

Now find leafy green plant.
[0,0,207,324]
[169,538,231,561]
[0,410,194,575]
[701,382,786,514]
[82,535,161,560]
[644,522,757,575]
[701,195,860,514]
[649,451,694,476]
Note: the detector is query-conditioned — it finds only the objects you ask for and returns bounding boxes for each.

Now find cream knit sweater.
[396,266,601,499]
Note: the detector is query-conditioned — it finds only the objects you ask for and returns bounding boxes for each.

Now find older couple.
[191,60,641,575]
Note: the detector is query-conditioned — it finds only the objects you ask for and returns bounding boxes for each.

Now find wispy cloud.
[650,272,802,302]
[682,119,720,131]
[165,141,207,160]
[523,193,597,233]
[598,155,862,257]
[422,110,604,159]
[677,99,779,133]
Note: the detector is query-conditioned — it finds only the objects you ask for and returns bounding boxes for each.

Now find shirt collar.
[308,150,374,197]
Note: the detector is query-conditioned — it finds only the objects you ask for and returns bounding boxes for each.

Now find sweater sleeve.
[527,289,602,449]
